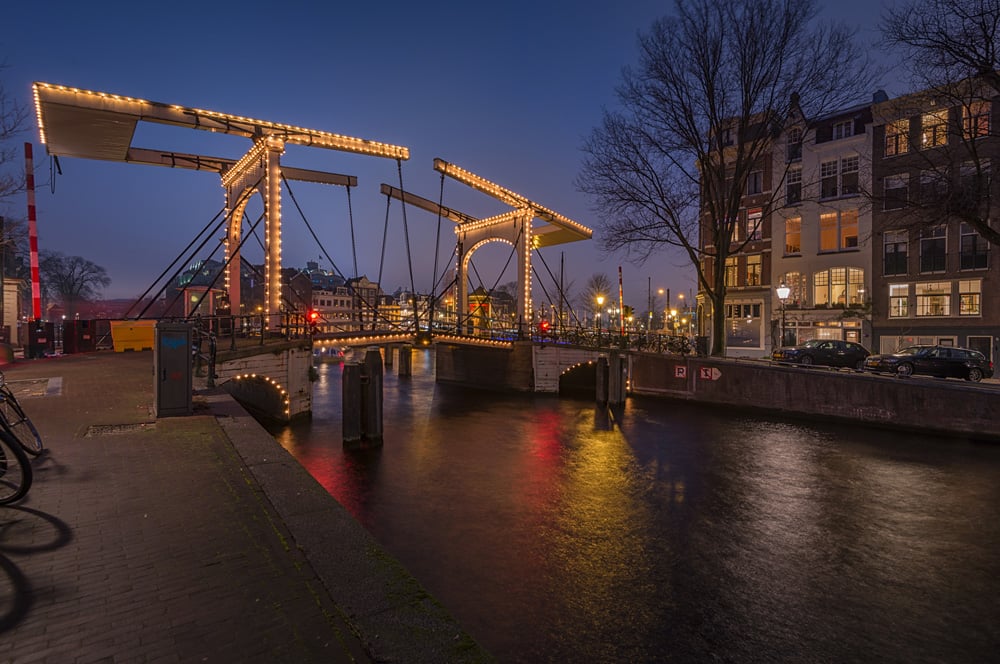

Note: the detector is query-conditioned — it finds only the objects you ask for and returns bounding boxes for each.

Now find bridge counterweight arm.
[433,158,591,240]
[379,183,478,225]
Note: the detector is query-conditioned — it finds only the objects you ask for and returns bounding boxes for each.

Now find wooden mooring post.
[342,347,384,448]
[398,343,412,377]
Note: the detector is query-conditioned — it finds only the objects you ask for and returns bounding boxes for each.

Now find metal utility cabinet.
[154,322,193,417]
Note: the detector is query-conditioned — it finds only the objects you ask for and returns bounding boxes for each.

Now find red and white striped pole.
[24,142,42,321]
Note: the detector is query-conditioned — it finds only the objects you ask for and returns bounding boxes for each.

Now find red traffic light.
[308,309,319,322]
[538,320,551,333]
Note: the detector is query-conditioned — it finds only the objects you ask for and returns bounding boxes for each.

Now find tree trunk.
[710,290,727,356]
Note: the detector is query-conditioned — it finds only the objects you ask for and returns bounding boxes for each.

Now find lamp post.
[596,295,605,344]
[776,283,790,347]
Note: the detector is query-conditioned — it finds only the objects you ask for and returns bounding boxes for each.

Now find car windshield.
[801,340,823,348]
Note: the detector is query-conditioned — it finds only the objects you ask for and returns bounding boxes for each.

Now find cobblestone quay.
[0,350,490,663]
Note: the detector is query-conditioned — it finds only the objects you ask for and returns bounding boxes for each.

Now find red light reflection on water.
[272,428,370,520]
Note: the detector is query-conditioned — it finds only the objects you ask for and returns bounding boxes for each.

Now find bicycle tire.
[0,428,32,505]
[0,389,43,457]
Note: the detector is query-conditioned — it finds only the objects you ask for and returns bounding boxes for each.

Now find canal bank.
[0,351,491,663]
[628,353,1000,441]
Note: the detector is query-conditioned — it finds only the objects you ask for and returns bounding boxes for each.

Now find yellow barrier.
[110,320,156,352]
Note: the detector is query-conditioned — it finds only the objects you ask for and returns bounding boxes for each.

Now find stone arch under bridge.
[532,345,605,393]
[211,341,315,421]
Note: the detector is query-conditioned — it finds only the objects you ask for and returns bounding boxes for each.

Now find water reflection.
[269,350,1000,663]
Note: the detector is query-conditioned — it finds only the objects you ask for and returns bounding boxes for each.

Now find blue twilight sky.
[1,0,891,306]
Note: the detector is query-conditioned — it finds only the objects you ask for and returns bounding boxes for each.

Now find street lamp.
[776,283,790,347]
[595,295,604,343]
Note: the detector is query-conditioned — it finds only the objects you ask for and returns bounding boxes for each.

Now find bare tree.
[577,0,874,355]
[0,64,29,207]
[880,0,1000,246]
[39,251,111,318]
[579,273,613,323]
[882,0,1000,90]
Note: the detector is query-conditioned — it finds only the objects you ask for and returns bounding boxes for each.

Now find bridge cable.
[531,247,585,329]
[396,159,417,301]
[134,176,263,318]
[125,205,226,319]
[280,176,391,327]
[375,194,391,331]
[347,184,358,279]
[281,175,348,282]
[182,209,267,320]
[134,184,261,319]
[428,170,446,331]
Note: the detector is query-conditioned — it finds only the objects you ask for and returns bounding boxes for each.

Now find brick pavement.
[0,351,490,663]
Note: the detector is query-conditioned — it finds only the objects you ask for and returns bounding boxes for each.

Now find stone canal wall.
[435,340,535,391]
[628,353,1000,441]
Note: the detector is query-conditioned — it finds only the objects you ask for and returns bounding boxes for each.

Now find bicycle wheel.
[0,389,43,456]
[0,429,32,505]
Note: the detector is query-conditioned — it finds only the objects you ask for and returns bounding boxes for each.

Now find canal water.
[268,349,1000,663]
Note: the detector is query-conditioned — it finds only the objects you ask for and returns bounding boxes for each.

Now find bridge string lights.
[559,360,596,377]
[33,82,411,160]
[231,373,291,417]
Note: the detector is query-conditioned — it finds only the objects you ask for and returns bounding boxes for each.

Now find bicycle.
[0,372,43,457]
[0,428,32,504]
[667,335,693,355]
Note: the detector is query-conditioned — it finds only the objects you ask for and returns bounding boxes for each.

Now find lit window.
[814,267,865,306]
[959,279,981,315]
[885,119,909,156]
[778,272,806,306]
[921,109,949,148]
[813,270,829,306]
[915,281,951,316]
[819,210,859,252]
[725,257,738,287]
[785,217,801,254]
[746,254,762,286]
[820,213,838,252]
[889,284,909,317]
[963,100,990,139]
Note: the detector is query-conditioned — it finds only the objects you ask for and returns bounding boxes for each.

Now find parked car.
[771,339,870,370]
[863,345,995,382]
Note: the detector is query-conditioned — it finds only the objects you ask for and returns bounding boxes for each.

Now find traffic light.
[538,319,551,335]
[307,309,319,334]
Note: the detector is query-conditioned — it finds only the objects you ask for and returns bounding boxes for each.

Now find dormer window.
[832,120,853,140]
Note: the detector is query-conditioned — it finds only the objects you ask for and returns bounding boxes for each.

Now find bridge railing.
[528,328,694,355]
